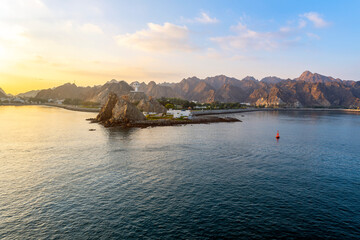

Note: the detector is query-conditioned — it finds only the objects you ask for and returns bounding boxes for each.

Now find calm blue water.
[0,106,359,239]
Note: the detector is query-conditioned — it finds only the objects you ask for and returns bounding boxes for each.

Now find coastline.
[0,103,100,113]
[192,107,360,116]
[1,103,359,115]
[44,104,100,113]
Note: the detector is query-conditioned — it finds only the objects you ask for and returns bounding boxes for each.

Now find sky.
[1,0,360,94]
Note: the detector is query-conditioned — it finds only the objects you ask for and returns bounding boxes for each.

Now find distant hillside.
[36,83,89,100]
[0,88,7,98]
[32,71,360,108]
[35,80,134,104]
[136,81,181,99]
[17,90,41,98]
[87,80,134,104]
[261,76,285,84]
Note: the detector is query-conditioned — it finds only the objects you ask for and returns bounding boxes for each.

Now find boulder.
[111,97,146,123]
[96,92,146,124]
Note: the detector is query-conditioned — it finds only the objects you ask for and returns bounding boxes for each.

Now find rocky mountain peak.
[261,76,284,84]
[0,88,7,97]
[107,79,119,84]
[148,81,157,87]
[297,71,341,83]
[242,76,257,82]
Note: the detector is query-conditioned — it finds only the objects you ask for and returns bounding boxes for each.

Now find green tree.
[165,103,175,109]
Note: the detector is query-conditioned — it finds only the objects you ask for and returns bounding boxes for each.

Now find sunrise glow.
[1,0,360,94]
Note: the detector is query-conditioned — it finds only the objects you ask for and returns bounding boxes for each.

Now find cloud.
[306,32,320,40]
[0,0,49,19]
[80,23,103,34]
[195,12,219,24]
[115,22,196,52]
[211,12,329,51]
[301,12,329,28]
[211,22,299,51]
[298,19,307,29]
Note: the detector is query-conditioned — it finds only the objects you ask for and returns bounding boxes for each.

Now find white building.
[143,112,157,116]
[12,97,25,103]
[167,109,192,119]
[131,81,141,92]
[55,99,64,105]
[194,105,207,110]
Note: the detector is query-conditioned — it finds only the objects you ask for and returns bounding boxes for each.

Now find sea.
[0,105,359,239]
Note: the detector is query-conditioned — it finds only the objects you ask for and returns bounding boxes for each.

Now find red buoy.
[276,130,280,139]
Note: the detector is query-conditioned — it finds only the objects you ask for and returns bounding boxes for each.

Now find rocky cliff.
[33,71,360,108]
[96,93,146,125]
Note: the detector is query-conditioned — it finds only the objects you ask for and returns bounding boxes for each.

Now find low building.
[167,109,192,119]
[143,112,157,116]
[12,98,25,103]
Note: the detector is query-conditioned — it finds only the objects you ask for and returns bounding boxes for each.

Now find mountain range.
[2,71,360,108]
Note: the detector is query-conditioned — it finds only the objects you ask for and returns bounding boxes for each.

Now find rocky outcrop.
[111,97,147,123]
[96,92,119,122]
[93,92,240,128]
[96,93,146,124]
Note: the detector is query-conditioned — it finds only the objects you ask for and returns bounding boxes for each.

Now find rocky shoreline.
[88,116,241,128]
[1,103,358,114]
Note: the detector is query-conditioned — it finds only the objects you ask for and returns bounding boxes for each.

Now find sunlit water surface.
[0,106,359,239]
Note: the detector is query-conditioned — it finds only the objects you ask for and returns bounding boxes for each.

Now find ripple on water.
[0,107,360,239]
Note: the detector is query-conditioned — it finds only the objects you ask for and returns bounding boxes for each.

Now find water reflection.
[106,126,138,140]
[1,106,360,239]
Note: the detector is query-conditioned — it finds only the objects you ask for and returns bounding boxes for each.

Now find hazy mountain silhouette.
[32,71,360,108]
